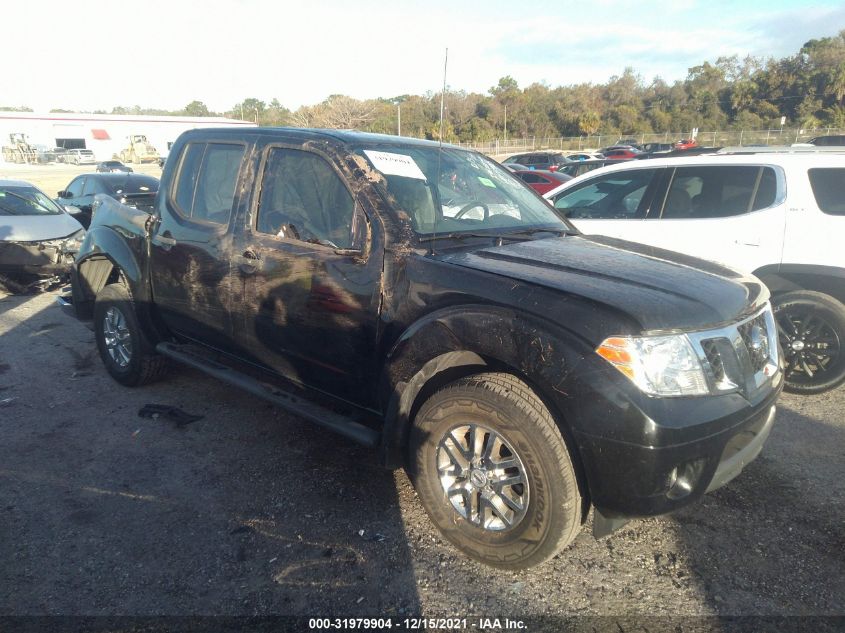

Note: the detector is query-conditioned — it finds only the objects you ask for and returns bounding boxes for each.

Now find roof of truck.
[181,126,463,150]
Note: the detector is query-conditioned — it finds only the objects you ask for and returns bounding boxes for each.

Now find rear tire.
[773,290,845,394]
[94,282,168,387]
[408,372,582,570]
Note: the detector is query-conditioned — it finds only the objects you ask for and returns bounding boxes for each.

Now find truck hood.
[0,213,83,242]
[436,234,768,332]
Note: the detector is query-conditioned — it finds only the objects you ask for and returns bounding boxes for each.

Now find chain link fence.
[454,127,845,157]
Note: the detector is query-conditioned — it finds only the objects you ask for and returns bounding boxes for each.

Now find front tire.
[774,290,845,394]
[408,373,582,570]
[94,283,168,387]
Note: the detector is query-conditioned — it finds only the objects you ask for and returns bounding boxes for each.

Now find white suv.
[544,149,845,394]
[65,149,96,165]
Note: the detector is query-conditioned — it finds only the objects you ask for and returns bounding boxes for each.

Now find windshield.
[105,176,158,196]
[355,146,571,235]
[0,185,64,216]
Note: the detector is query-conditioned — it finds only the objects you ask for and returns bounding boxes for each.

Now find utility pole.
[397,103,401,136]
[504,105,508,142]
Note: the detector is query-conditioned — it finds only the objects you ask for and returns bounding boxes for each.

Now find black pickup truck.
[61,128,783,569]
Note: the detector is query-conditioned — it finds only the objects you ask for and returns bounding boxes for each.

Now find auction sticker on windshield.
[364,150,426,180]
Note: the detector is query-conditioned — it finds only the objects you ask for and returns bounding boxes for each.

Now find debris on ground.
[138,404,204,427]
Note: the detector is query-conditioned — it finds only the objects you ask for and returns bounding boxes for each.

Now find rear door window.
[808,168,845,215]
[660,165,778,219]
[172,142,245,225]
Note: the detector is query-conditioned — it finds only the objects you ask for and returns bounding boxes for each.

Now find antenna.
[439,48,448,145]
[431,47,448,255]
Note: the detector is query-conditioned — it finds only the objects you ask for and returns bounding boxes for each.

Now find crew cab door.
[234,143,382,407]
[149,140,249,351]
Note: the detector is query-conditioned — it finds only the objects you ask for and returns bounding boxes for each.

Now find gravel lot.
[0,164,843,627]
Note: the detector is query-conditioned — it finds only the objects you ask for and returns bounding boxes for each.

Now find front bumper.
[558,353,782,529]
[0,240,78,290]
[706,402,775,493]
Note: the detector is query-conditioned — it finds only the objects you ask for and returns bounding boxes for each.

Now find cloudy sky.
[6,0,844,113]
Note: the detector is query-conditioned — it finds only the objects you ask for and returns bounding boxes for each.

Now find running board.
[155,342,380,448]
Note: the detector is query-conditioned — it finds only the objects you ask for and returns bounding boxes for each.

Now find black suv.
[808,135,845,146]
[63,128,783,569]
[56,173,158,229]
[505,151,569,171]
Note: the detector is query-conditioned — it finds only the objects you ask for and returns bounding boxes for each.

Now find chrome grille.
[688,304,779,395]
[701,340,726,384]
[738,313,771,373]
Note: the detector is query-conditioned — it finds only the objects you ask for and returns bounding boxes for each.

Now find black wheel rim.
[776,307,842,386]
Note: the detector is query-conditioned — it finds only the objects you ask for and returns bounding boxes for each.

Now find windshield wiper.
[418,232,534,243]
[508,227,577,237]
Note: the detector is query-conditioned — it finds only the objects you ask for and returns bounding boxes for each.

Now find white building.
[0,111,257,163]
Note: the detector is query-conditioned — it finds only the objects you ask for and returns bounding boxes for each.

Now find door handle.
[239,249,261,275]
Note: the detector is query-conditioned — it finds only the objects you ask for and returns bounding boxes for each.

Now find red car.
[674,138,699,150]
[604,148,641,160]
[513,169,572,194]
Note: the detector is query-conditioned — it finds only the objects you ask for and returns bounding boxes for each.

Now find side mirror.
[57,190,69,198]
[64,205,82,215]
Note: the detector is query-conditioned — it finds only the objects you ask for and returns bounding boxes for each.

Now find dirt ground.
[0,289,843,628]
[0,163,843,629]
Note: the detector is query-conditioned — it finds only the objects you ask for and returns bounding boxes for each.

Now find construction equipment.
[1,133,39,164]
[118,135,160,164]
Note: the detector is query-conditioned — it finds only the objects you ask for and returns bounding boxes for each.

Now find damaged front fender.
[378,304,591,467]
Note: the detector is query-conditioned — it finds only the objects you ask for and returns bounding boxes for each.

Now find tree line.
[5,31,845,141]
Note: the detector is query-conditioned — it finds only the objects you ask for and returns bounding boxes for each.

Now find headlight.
[596,334,708,397]
[62,229,87,252]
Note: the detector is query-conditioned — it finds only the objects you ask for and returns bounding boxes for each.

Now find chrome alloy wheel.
[102,306,132,368]
[436,424,529,531]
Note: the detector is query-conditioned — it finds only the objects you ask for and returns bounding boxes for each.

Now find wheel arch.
[754,264,845,307]
[72,226,165,343]
[378,304,593,512]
